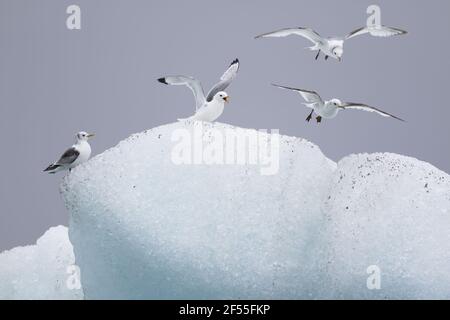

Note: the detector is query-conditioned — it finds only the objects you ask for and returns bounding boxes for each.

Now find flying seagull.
[272,84,405,123]
[158,59,239,122]
[255,27,345,61]
[255,25,407,61]
[346,25,408,39]
[44,131,94,174]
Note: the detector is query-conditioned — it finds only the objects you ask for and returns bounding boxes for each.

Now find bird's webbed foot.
[306,110,314,122]
[315,50,320,60]
[316,116,322,123]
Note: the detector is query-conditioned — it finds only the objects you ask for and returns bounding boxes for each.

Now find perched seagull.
[158,59,239,122]
[255,25,407,61]
[44,131,94,174]
[272,84,405,123]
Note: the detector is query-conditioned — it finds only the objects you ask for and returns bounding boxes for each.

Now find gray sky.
[1,0,449,251]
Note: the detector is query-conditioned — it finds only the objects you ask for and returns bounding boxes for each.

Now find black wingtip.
[230,58,239,66]
[157,77,168,85]
[271,83,288,89]
[44,164,59,172]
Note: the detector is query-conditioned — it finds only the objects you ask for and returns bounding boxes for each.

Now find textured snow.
[0,226,83,300]
[61,122,450,299]
[321,153,450,299]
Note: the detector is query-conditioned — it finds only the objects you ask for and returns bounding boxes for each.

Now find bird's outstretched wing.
[346,26,407,40]
[206,59,240,102]
[158,76,206,111]
[272,84,324,107]
[255,27,324,45]
[340,102,405,122]
[57,147,80,165]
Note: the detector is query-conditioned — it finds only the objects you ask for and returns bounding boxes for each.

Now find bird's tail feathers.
[302,102,317,109]
[305,45,320,51]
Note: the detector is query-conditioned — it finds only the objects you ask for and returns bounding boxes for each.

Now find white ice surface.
[321,153,450,299]
[60,122,450,299]
[0,226,83,300]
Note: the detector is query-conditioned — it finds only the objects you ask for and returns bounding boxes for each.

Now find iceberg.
[0,226,83,300]
[61,122,450,299]
[321,153,450,299]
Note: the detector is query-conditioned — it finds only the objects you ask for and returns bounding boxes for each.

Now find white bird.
[44,131,94,174]
[346,25,407,39]
[158,59,239,122]
[255,25,407,61]
[272,84,405,123]
[255,27,344,61]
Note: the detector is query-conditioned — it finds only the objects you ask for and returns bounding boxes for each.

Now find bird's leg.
[316,116,322,123]
[315,50,320,60]
[325,55,329,61]
[306,110,314,122]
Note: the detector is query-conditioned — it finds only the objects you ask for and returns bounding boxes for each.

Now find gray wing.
[56,147,80,165]
[158,76,206,111]
[347,26,407,39]
[341,102,405,122]
[206,59,239,102]
[272,84,324,107]
[255,27,324,45]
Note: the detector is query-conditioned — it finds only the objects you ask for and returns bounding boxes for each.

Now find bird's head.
[329,99,343,107]
[332,46,343,62]
[214,91,230,103]
[77,131,95,142]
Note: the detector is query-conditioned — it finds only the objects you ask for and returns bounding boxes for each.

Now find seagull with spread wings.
[272,84,404,123]
[158,59,239,122]
[255,27,345,61]
[255,24,407,61]
[44,131,94,174]
[346,25,407,39]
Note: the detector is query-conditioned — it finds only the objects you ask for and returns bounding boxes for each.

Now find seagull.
[272,84,405,123]
[158,59,239,122]
[346,25,408,39]
[44,131,94,174]
[255,27,344,61]
[255,25,407,61]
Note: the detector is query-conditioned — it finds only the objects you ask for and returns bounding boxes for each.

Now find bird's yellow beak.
[87,133,95,138]
[223,96,230,103]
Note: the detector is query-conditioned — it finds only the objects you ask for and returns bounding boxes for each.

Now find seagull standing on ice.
[272,84,405,123]
[255,25,407,61]
[158,59,239,122]
[44,131,94,174]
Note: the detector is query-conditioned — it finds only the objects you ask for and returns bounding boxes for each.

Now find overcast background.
[0,0,449,251]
